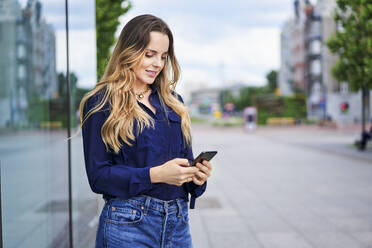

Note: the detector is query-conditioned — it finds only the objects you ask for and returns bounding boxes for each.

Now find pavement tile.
[328,216,372,232]
[189,125,372,247]
[350,232,372,247]
[189,211,210,248]
[284,212,340,232]
[256,232,314,248]
[243,214,295,233]
[302,232,365,248]
[208,232,262,248]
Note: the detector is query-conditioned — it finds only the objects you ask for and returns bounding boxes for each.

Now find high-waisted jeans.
[95,195,193,248]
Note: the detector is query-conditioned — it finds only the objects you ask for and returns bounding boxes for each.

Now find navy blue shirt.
[82,85,206,208]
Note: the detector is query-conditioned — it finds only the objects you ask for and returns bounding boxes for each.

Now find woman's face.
[133,31,170,88]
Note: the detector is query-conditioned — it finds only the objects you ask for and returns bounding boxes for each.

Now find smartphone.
[191,151,218,166]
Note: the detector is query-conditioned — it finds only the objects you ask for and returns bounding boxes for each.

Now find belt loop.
[144,196,151,215]
[104,199,111,220]
[176,199,182,218]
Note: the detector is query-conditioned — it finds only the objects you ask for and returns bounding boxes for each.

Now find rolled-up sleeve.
[82,96,153,198]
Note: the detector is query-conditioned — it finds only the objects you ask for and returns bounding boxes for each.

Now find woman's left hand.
[192,160,212,186]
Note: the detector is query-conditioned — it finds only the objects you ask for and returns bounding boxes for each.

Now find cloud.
[177,27,280,67]
[56,29,97,89]
[118,0,291,89]
[180,67,218,85]
[17,0,293,90]
[174,27,280,87]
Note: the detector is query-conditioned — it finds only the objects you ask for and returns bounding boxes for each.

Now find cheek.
[141,58,154,69]
[158,61,166,71]
[134,59,149,72]
[161,61,166,69]
[132,66,141,78]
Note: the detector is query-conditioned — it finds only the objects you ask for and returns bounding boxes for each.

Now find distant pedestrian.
[79,14,212,248]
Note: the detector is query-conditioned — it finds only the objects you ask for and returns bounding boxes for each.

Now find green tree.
[57,72,78,98]
[96,0,132,81]
[220,90,234,107]
[265,70,278,93]
[327,0,372,141]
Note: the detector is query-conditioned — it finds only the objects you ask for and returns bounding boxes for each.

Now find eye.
[145,53,153,58]
[161,55,168,60]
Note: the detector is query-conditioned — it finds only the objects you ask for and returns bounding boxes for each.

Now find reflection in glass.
[1,0,69,247]
[1,0,99,246]
[68,0,99,246]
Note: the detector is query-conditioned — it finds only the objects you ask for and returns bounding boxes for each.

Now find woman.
[80,14,212,248]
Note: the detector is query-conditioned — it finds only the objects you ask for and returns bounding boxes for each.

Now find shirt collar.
[150,83,158,95]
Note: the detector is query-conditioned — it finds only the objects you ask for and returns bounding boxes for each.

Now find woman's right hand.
[150,158,199,186]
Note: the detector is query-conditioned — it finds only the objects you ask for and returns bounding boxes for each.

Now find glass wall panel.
[68,1,99,247]
[0,0,69,247]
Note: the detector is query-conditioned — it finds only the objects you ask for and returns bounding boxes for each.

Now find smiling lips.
[145,70,157,77]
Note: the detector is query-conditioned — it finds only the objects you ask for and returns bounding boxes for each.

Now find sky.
[17,0,296,94]
[120,0,295,93]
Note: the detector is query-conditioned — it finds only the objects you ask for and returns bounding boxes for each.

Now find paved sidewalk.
[189,124,372,248]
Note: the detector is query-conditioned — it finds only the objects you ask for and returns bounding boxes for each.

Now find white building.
[0,0,24,127]
[25,0,57,99]
[280,0,372,124]
[0,0,57,128]
[314,0,372,124]
[279,19,294,96]
[279,0,308,96]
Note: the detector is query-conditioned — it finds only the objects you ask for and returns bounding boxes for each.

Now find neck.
[134,84,150,93]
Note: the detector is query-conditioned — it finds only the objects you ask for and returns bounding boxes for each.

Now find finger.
[184,171,199,178]
[202,161,212,174]
[174,158,190,166]
[202,160,212,170]
[195,171,208,181]
[195,163,211,177]
[182,176,193,184]
[182,166,199,174]
[181,174,195,180]
[192,176,204,186]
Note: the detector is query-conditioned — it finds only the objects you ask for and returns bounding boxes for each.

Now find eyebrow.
[146,49,168,55]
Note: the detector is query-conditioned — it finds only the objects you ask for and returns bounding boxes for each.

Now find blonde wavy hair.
[79,14,191,154]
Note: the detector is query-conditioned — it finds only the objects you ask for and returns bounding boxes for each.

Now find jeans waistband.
[106,195,187,215]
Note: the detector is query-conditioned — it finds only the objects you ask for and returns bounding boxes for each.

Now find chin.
[138,79,155,85]
[145,79,156,85]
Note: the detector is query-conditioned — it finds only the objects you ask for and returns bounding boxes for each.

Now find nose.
[152,56,163,68]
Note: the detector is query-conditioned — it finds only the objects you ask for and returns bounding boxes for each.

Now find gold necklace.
[135,87,150,100]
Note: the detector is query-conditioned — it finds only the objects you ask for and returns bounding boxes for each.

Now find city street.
[189,124,372,248]
[0,130,98,248]
[1,1,371,248]
[1,124,372,248]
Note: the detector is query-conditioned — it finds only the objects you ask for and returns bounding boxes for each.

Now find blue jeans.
[95,195,193,248]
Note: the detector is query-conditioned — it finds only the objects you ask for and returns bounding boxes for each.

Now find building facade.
[280,0,372,124]
[279,19,294,96]
[0,0,57,128]
[0,0,23,126]
[279,0,308,96]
